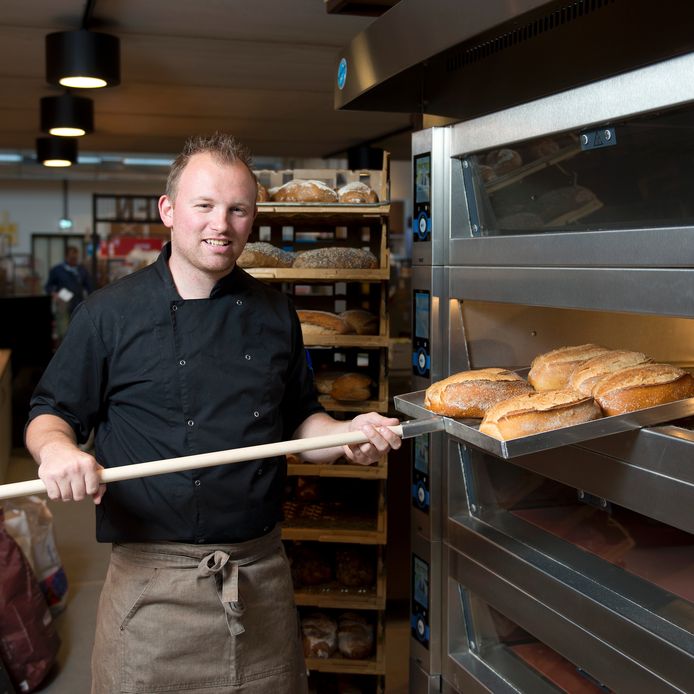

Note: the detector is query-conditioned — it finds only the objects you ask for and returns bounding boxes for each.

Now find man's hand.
[343,412,401,466]
[26,414,106,504]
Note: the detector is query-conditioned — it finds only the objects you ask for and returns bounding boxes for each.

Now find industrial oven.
[335,1,694,691]
[400,52,694,694]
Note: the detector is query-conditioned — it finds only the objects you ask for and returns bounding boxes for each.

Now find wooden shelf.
[256,203,390,219]
[246,267,390,282]
[304,655,385,676]
[281,524,386,545]
[546,198,604,226]
[317,396,389,413]
[302,335,390,349]
[294,585,384,610]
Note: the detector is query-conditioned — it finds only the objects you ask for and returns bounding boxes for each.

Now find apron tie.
[198,550,245,636]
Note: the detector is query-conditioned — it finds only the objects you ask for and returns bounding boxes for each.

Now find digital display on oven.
[411,554,431,646]
[413,153,432,242]
[412,290,431,378]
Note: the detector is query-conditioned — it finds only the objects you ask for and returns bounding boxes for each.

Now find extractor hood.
[334,0,694,121]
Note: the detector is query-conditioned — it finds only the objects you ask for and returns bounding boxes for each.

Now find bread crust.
[237,242,294,268]
[271,179,338,203]
[339,309,379,335]
[292,247,378,270]
[424,368,534,418]
[528,344,611,391]
[592,363,694,415]
[337,182,379,204]
[330,373,372,402]
[479,389,602,440]
[569,350,652,396]
[298,310,354,335]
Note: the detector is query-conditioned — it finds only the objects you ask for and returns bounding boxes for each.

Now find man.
[25,133,401,693]
[44,244,94,317]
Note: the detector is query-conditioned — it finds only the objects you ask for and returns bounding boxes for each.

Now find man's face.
[158,152,257,281]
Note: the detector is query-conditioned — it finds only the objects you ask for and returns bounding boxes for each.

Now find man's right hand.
[26,414,106,504]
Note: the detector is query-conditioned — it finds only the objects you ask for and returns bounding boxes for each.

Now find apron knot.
[198,551,245,636]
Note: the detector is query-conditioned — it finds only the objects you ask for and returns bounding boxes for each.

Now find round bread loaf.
[314,370,345,395]
[237,242,294,268]
[528,344,611,391]
[569,350,652,396]
[478,164,495,182]
[337,612,374,660]
[339,309,378,335]
[486,148,523,175]
[330,373,372,402]
[335,547,375,587]
[592,363,694,416]
[424,368,534,418]
[271,179,338,203]
[302,612,337,659]
[337,182,379,204]
[298,310,354,336]
[293,247,378,270]
[528,137,561,159]
[479,389,602,440]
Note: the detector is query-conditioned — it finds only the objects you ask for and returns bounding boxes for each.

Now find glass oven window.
[461,102,694,236]
[463,592,612,692]
[464,447,694,628]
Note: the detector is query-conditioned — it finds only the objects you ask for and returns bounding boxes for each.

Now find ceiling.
[0,0,413,166]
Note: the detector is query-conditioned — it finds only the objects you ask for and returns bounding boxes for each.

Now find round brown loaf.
[486,148,522,175]
[424,368,534,418]
[569,350,652,396]
[271,179,338,203]
[592,363,694,416]
[256,183,270,202]
[313,370,345,395]
[528,344,611,391]
[479,389,602,440]
[337,612,374,660]
[339,309,378,335]
[302,612,337,659]
[330,373,372,402]
[337,182,379,204]
[293,247,378,270]
[298,310,354,336]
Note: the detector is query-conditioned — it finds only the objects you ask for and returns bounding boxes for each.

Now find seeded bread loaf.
[592,363,694,416]
[528,344,611,391]
[293,247,378,270]
[237,242,295,268]
[337,182,379,204]
[424,368,534,418]
[271,179,338,203]
[479,389,602,440]
[298,310,354,336]
[569,350,652,396]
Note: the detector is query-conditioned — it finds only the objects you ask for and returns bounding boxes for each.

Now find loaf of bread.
[528,344,611,391]
[337,612,374,659]
[271,179,338,203]
[330,373,372,402]
[290,545,333,587]
[535,185,597,222]
[478,164,496,183]
[298,310,354,336]
[486,148,523,176]
[424,368,534,418]
[302,612,337,658]
[295,476,320,502]
[293,247,378,270]
[528,137,561,159]
[256,183,270,202]
[237,242,295,268]
[335,547,375,587]
[314,370,345,395]
[337,182,379,204]
[339,309,378,335]
[569,350,652,396]
[592,363,694,416]
[479,389,602,440]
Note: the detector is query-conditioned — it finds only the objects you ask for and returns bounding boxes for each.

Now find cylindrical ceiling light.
[40,93,94,137]
[46,30,120,89]
[36,137,78,167]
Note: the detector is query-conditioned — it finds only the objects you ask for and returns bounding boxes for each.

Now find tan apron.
[91,528,307,693]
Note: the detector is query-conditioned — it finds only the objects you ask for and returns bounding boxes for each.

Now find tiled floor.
[6,450,409,693]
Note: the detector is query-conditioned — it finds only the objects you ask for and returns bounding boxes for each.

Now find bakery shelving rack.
[249,155,392,689]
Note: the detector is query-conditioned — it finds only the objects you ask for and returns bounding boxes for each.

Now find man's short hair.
[166,132,256,200]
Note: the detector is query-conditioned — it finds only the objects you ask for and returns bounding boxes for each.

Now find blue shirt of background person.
[44,245,94,316]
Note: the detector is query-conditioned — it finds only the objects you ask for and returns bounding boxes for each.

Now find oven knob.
[417,485,426,505]
[416,618,426,638]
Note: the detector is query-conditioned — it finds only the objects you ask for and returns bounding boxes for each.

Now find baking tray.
[393,390,694,459]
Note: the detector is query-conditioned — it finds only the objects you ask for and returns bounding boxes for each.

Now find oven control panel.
[411,554,430,648]
[413,153,432,242]
[412,289,431,378]
[412,432,430,512]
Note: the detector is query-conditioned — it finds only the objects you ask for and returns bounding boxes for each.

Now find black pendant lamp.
[40,93,94,137]
[36,137,78,168]
[46,29,120,89]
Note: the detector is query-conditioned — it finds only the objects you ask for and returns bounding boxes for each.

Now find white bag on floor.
[3,496,68,615]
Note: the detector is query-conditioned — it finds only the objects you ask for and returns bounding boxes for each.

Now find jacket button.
[194,479,201,487]
[253,411,260,418]
[179,359,186,366]
[236,299,243,306]
[187,419,194,427]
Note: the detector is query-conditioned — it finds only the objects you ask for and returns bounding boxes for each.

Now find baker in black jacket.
[25,133,401,694]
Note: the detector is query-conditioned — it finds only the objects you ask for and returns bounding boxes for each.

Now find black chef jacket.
[28,244,324,543]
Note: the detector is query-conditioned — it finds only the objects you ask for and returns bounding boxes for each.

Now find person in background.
[25,132,401,693]
[45,245,94,316]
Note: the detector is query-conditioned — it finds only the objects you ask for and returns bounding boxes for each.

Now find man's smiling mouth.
[204,239,230,246]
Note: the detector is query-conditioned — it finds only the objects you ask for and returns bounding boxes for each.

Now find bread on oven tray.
[528,344,611,391]
[569,350,652,396]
